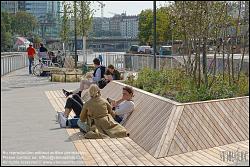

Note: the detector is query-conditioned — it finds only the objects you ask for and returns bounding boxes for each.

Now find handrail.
[1,52,28,76]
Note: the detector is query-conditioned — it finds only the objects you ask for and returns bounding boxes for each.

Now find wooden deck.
[45,81,249,166]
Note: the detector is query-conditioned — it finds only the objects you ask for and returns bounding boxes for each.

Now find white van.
[138,46,151,54]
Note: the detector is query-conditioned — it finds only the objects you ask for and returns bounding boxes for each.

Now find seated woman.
[77,84,128,139]
[105,64,121,81]
[108,86,135,125]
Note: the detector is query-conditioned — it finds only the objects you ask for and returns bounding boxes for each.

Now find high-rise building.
[120,15,139,38]
[24,1,61,40]
[109,14,123,36]
[102,17,110,31]
[1,1,18,14]
[18,1,26,11]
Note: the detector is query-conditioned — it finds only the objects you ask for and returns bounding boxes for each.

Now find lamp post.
[153,1,157,69]
[74,1,78,68]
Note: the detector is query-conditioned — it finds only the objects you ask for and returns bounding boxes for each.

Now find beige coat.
[80,97,128,139]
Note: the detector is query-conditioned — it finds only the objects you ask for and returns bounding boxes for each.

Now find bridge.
[46,37,140,52]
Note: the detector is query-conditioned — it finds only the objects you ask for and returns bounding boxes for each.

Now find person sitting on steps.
[57,93,85,128]
[108,86,135,125]
[62,58,106,97]
[77,84,128,139]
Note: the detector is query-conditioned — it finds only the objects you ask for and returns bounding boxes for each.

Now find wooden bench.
[100,81,249,158]
[45,86,249,165]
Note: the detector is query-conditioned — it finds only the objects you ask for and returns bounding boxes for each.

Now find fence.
[1,52,28,76]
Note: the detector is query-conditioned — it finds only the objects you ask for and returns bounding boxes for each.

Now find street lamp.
[74,1,78,68]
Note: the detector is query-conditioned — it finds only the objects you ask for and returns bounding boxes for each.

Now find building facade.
[1,1,18,14]
[1,1,61,41]
[120,16,139,38]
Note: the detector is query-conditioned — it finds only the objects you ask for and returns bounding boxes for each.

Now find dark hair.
[108,64,115,69]
[123,86,134,95]
[40,43,44,47]
[93,58,100,65]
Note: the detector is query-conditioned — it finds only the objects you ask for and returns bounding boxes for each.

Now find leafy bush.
[124,68,249,103]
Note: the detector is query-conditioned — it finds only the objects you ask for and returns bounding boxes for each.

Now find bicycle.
[32,57,59,76]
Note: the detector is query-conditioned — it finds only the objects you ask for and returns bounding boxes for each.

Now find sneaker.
[56,112,61,122]
[62,89,73,97]
[59,115,67,128]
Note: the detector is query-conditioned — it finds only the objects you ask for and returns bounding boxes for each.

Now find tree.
[1,12,14,51]
[138,9,153,45]
[76,1,94,63]
[60,1,71,55]
[11,11,38,36]
[138,7,172,45]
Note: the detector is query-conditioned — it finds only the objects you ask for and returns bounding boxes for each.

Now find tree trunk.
[82,36,87,63]
[237,32,246,81]
[202,37,208,88]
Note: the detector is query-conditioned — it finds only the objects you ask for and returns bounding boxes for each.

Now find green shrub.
[125,68,249,103]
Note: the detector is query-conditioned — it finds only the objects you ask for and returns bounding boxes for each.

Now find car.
[128,45,139,54]
[159,46,172,56]
[138,46,151,54]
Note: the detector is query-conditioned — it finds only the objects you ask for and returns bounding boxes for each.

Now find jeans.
[28,57,34,74]
[77,119,89,133]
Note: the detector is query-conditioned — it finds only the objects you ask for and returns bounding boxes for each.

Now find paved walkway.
[1,67,84,166]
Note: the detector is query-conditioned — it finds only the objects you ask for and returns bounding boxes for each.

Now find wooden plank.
[221,100,249,138]
[139,103,173,152]
[188,151,220,165]
[82,140,107,166]
[89,139,116,166]
[175,123,197,151]
[172,153,202,166]
[199,103,232,144]
[236,98,249,114]
[173,129,191,153]
[188,104,220,147]
[204,103,237,143]
[103,138,135,166]
[201,149,230,165]
[216,101,247,140]
[155,105,184,158]
[66,127,97,166]
[125,138,164,166]
[166,138,183,157]
[164,156,184,166]
[96,139,125,166]
[195,103,227,146]
[170,155,193,166]
[110,138,144,165]
[212,102,242,142]
[195,150,229,165]
[177,113,204,151]
[157,158,174,166]
[117,138,154,166]
[225,99,249,123]
[182,106,212,149]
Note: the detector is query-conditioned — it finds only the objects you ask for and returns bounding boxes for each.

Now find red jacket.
[27,46,36,58]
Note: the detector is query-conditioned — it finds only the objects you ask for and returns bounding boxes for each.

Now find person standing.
[38,43,48,63]
[26,43,36,74]
[98,54,103,65]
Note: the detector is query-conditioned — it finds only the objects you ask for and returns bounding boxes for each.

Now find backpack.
[93,66,106,79]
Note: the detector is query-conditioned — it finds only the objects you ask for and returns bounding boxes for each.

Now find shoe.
[58,114,67,128]
[62,89,70,97]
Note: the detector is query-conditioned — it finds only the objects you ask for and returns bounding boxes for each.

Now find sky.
[91,1,170,18]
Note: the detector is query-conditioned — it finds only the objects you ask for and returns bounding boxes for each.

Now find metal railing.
[1,52,28,76]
